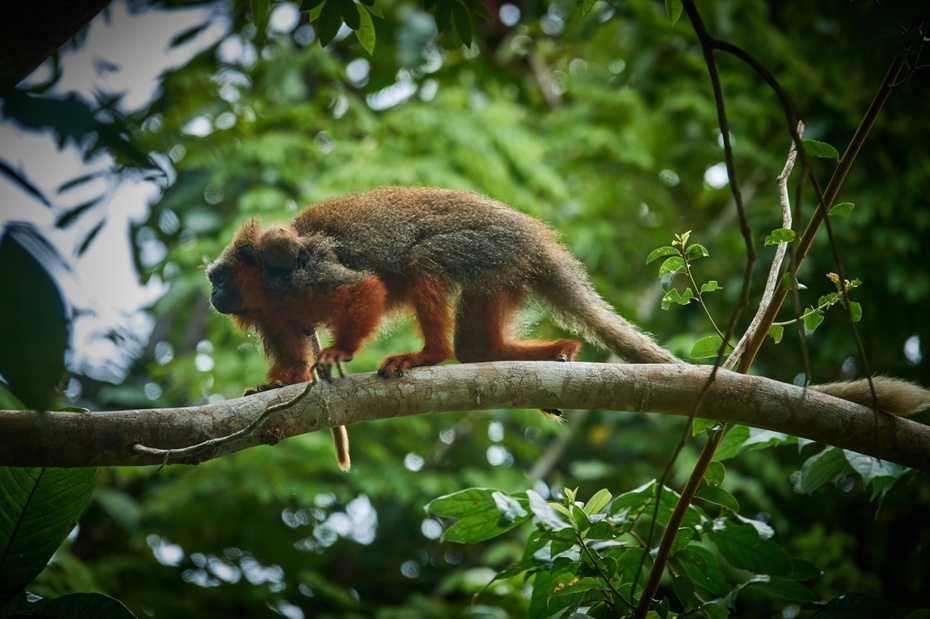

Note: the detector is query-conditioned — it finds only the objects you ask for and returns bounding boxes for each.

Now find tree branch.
[1,362,928,470]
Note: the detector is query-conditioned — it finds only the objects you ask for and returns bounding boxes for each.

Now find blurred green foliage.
[3,0,929,616]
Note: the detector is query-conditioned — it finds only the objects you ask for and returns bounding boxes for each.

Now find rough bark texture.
[1,362,928,470]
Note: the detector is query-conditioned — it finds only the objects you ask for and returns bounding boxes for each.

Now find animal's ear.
[236,243,262,267]
[229,218,263,267]
[259,225,305,270]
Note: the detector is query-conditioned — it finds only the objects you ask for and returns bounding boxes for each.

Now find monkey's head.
[206,220,309,317]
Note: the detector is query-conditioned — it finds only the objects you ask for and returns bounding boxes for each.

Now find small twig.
[133,377,319,465]
[736,55,907,372]
[725,122,802,370]
[577,532,633,609]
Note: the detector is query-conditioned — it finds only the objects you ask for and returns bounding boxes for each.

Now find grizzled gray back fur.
[294,187,551,290]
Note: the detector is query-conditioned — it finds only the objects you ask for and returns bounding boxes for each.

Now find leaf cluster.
[0,467,137,618]
[426,442,922,618]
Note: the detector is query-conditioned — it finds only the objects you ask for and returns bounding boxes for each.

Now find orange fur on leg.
[318,277,389,373]
[379,275,455,377]
[454,290,581,363]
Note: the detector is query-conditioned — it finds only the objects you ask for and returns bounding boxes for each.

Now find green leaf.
[584,520,614,540]
[529,570,581,619]
[610,481,708,531]
[811,592,897,618]
[573,0,598,22]
[339,0,361,30]
[672,547,730,598]
[0,467,97,602]
[355,6,376,54]
[703,461,726,487]
[550,576,601,596]
[803,139,840,160]
[366,0,384,17]
[0,225,70,411]
[700,280,721,293]
[793,447,848,494]
[803,310,824,331]
[426,488,530,543]
[848,300,862,322]
[843,451,906,488]
[788,558,823,581]
[671,527,694,554]
[527,490,571,530]
[11,592,137,618]
[711,523,792,576]
[828,201,855,217]
[461,0,492,20]
[451,0,473,47]
[715,426,796,461]
[671,573,695,607]
[686,243,709,260]
[435,0,452,31]
[582,488,611,515]
[690,335,725,359]
[768,325,784,343]
[661,288,695,310]
[570,504,591,531]
[692,417,717,436]
[695,486,740,512]
[548,528,578,556]
[654,597,670,618]
[250,0,271,29]
[316,0,344,46]
[765,227,796,246]
[658,256,685,277]
[665,0,683,25]
[547,501,574,520]
[301,0,326,10]
[646,245,679,264]
[492,491,529,526]
[701,602,730,619]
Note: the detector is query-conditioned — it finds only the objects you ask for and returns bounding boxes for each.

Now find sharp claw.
[245,381,287,396]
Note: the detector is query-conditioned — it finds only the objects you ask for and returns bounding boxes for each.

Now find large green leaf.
[794,447,848,494]
[1,591,136,618]
[0,467,97,604]
[426,488,529,543]
[0,224,70,411]
[709,522,792,576]
[811,592,897,618]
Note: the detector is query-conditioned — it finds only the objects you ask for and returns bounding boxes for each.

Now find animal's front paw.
[378,355,412,378]
[555,340,581,362]
[315,348,353,380]
[377,351,450,378]
[244,381,286,396]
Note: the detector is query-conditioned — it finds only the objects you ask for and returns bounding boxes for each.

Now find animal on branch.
[206,186,930,469]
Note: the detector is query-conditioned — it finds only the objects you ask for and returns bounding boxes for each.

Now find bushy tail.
[531,245,680,364]
[531,244,930,417]
[811,377,930,416]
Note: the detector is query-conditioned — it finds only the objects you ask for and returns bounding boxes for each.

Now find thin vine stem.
[632,5,908,618]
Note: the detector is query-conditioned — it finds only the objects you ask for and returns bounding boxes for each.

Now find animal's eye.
[208,263,230,284]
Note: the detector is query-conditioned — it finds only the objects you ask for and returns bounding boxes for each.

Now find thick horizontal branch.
[1,362,928,470]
